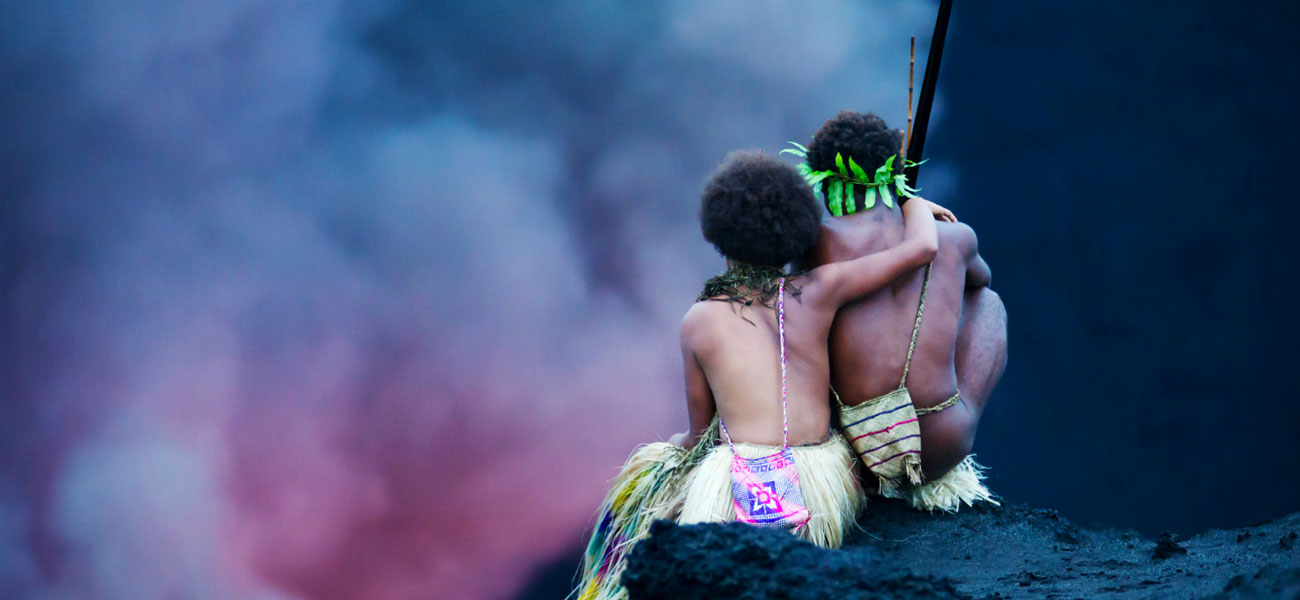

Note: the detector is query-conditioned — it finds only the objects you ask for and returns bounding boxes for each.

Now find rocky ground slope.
[621,500,1300,599]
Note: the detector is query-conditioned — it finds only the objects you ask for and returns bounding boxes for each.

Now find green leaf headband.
[780,142,925,216]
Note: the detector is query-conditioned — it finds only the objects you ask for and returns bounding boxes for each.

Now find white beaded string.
[717,277,791,451]
[778,277,788,450]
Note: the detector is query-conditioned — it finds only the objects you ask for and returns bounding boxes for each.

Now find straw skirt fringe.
[881,455,999,513]
[677,435,863,549]
[575,442,687,600]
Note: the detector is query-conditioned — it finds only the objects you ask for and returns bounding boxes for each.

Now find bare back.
[682,288,837,446]
[679,196,939,451]
[800,211,977,410]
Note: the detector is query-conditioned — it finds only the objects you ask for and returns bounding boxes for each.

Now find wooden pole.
[904,0,953,189]
[903,35,915,167]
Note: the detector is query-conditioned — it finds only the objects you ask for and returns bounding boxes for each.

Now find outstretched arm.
[806,197,940,309]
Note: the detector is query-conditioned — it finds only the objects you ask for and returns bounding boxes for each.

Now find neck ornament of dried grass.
[698,262,803,308]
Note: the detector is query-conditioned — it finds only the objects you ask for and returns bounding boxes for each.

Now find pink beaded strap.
[778,277,788,449]
[719,277,789,451]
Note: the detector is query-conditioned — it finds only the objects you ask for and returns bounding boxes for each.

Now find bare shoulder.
[681,301,712,331]
[937,221,979,256]
[681,300,728,343]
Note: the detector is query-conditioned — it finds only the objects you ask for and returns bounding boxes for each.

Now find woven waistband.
[718,430,842,452]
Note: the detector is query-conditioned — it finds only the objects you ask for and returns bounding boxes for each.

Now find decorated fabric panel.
[729,447,810,528]
[839,387,924,487]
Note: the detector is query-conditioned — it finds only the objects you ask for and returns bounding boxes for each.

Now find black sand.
[622,500,1300,599]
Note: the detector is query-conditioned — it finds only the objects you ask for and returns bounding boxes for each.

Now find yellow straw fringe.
[576,442,687,600]
[575,420,723,600]
[881,455,999,513]
[576,425,867,600]
[677,435,863,549]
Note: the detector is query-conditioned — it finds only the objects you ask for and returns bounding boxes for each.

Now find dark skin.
[670,199,953,450]
[797,200,1008,482]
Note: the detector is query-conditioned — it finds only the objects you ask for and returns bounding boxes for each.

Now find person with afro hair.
[673,151,943,545]
[697,150,823,268]
[795,110,1008,513]
[574,150,945,600]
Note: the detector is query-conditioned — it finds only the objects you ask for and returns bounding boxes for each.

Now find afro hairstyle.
[806,110,904,211]
[699,150,821,268]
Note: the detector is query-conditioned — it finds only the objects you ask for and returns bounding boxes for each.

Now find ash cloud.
[0,1,937,599]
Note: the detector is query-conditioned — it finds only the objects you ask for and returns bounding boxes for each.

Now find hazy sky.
[0,2,944,599]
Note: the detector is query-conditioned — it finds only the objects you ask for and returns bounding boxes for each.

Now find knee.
[985,290,1007,327]
[968,288,1007,326]
[969,289,1008,359]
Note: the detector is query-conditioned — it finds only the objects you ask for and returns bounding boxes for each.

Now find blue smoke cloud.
[0,1,939,598]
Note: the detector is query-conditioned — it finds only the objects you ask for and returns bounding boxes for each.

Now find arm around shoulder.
[807,198,939,309]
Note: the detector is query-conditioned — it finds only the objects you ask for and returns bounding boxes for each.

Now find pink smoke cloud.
[0,2,937,599]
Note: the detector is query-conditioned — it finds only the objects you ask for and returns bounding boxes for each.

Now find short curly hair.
[806,111,903,212]
[699,151,821,267]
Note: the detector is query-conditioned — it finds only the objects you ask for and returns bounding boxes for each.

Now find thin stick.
[906,0,953,186]
[903,35,915,167]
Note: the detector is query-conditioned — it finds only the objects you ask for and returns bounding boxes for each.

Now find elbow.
[912,238,939,266]
[966,256,992,289]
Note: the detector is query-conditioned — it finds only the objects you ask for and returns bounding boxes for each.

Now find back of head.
[699,151,821,268]
[806,111,903,212]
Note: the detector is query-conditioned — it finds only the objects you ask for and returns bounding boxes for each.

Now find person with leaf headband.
[574,150,945,600]
[788,110,1006,513]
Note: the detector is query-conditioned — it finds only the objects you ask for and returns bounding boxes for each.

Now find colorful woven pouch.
[729,447,810,527]
[838,388,924,489]
[835,264,935,491]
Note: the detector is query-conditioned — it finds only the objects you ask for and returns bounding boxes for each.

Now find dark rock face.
[1205,564,1300,599]
[623,519,963,600]
[1153,532,1189,560]
[623,500,1300,599]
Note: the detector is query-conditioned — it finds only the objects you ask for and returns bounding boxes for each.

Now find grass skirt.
[880,455,999,513]
[574,424,866,600]
[677,434,863,549]
[575,420,720,600]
